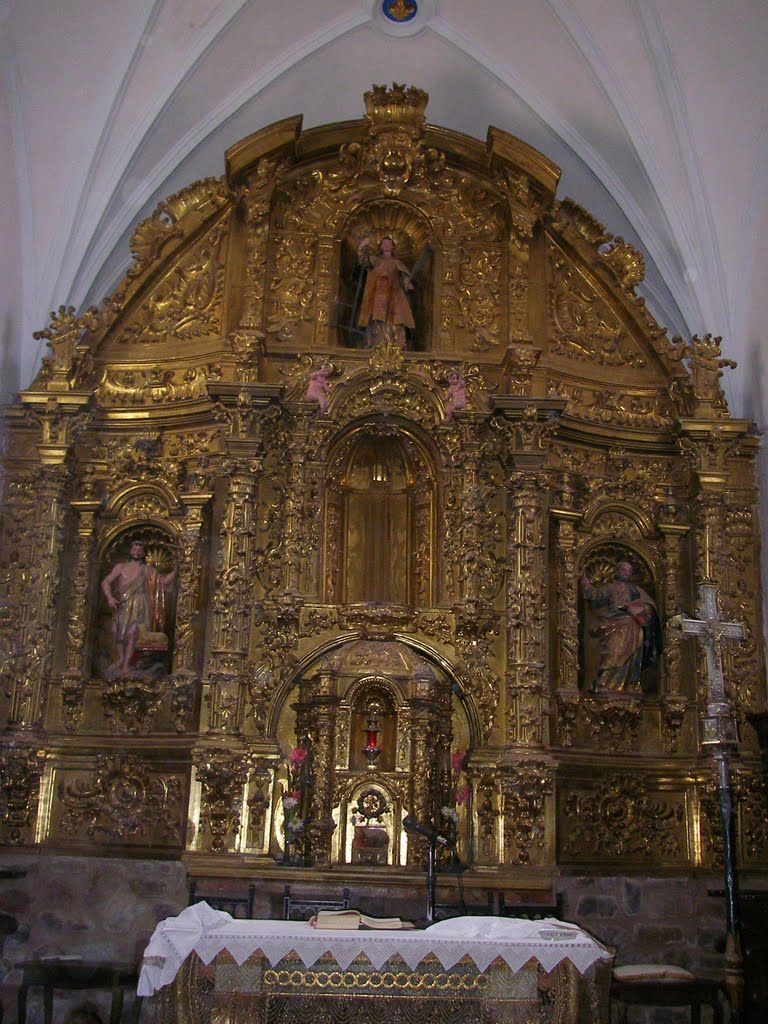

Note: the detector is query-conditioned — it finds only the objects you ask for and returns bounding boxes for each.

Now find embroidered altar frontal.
[169,952,606,1024]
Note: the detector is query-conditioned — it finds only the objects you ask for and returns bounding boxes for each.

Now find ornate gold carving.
[60,675,86,732]
[368,340,405,374]
[734,770,768,863]
[1,84,765,885]
[661,697,687,754]
[246,757,274,851]
[267,235,316,342]
[32,305,101,390]
[119,222,228,345]
[96,363,223,406]
[170,672,197,733]
[583,696,642,753]
[0,747,43,844]
[671,333,736,418]
[457,248,502,350]
[548,379,675,430]
[454,602,501,742]
[555,199,612,250]
[194,749,250,852]
[599,237,645,290]
[502,345,541,396]
[101,677,164,733]
[360,83,441,195]
[58,754,183,844]
[502,760,553,864]
[550,253,646,367]
[562,774,684,860]
[127,177,232,279]
[555,693,580,749]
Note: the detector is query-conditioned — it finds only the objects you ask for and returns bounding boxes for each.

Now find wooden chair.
[433,891,495,920]
[497,892,564,919]
[283,885,350,921]
[611,965,724,1024]
[188,880,256,919]
[16,959,141,1024]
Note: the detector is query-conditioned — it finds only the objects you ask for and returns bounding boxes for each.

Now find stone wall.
[0,853,186,1024]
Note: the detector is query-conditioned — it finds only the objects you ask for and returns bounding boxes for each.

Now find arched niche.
[334,201,435,351]
[324,422,436,607]
[269,638,474,868]
[578,542,661,696]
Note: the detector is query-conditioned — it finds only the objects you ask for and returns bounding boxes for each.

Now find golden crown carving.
[364,83,429,135]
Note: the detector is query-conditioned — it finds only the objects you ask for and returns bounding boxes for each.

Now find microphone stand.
[426,839,436,924]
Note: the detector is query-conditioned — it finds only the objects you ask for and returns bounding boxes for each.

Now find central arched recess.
[323,420,435,607]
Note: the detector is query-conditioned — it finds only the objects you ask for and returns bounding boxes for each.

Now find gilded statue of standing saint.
[581,559,662,692]
[357,235,415,348]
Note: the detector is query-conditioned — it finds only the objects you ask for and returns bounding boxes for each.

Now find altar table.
[140,903,613,1024]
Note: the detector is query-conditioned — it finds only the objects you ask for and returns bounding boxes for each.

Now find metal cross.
[680,581,744,747]
[679,580,746,1017]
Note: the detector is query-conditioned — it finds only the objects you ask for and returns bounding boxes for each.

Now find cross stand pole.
[678,580,746,1022]
[426,840,437,925]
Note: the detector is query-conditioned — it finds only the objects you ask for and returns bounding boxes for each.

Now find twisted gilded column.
[406,671,436,867]
[305,669,339,866]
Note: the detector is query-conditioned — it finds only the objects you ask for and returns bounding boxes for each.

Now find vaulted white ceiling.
[1,0,766,434]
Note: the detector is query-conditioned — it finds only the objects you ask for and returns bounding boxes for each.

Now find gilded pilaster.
[206,383,280,734]
[3,459,71,731]
[551,506,581,694]
[174,492,213,675]
[58,498,101,731]
[493,398,562,752]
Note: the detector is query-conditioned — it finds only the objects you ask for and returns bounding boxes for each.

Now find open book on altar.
[309,910,414,930]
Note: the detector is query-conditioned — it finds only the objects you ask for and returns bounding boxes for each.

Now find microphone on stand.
[402,816,455,848]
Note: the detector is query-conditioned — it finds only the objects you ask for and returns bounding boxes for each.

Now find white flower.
[441,806,458,822]
[283,796,298,810]
[287,818,304,832]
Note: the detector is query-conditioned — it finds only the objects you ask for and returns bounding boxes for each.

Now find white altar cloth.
[138,902,612,996]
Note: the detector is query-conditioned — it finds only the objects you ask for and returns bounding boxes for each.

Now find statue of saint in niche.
[356,235,415,349]
[581,558,662,693]
[97,537,177,679]
[334,221,432,350]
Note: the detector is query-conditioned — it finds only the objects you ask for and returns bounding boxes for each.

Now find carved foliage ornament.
[562,774,684,860]
[118,222,228,346]
[0,748,43,844]
[58,754,183,844]
[550,253,645,368]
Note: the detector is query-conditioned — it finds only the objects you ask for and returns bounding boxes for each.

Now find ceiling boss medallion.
[383,0,417,23]
[373,0,432,36]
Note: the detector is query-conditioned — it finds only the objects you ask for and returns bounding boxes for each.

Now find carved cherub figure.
[305,361,333,413]
[444,371,467,421]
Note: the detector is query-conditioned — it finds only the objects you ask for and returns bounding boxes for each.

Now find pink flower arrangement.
[451,750,469,805]
[282,747,308,846]
[289,747,308,768]
[455,783,471,806]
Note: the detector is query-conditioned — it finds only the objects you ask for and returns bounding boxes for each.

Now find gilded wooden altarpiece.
[0,85,765,888]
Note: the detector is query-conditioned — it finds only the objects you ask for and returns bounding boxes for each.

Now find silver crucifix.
[678,581,744,748]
